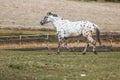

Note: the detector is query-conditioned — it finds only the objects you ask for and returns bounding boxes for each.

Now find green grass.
[0,50,120,80]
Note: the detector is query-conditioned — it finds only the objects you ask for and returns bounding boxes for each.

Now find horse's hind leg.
[88,36,97,55]
[92,40,97,55]
[83,40,89,55]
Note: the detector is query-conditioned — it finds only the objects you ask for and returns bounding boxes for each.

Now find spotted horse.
[40,12,101,55]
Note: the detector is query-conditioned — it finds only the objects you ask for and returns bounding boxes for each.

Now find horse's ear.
[53,14,58,17]
[47,12,58,17]
[47,12,52,15]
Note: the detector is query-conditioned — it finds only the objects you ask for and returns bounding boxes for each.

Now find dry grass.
[0,41,119,49]
[0,0,120,31]
[0,29,55,36]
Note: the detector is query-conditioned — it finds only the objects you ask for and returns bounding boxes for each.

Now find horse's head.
[40,12,61,25]
[40,16,49,25]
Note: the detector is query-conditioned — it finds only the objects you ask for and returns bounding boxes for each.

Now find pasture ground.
[0,50,120,80]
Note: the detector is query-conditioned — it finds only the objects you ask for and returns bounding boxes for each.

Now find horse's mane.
[47,12,58,17]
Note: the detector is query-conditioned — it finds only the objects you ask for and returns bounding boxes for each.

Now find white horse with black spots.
[40,12,101,55]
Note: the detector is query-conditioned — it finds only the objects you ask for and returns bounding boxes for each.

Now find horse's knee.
[92,40,96,45]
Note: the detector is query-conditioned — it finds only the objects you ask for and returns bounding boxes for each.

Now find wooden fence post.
[76,40,80,47]
[108,32,113,48]
[19,35,22,48]
[46,33,50,49]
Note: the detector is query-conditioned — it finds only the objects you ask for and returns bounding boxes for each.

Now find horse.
[40,12,101,55]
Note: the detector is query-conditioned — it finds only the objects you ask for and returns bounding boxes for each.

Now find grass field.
[0,50,120,80]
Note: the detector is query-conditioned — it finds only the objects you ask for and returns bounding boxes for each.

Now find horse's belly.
[70,33,80,37]
[64,32,81,38]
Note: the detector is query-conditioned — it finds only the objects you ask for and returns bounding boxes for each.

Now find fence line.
[0,33,120,49]
[0,34,49,49]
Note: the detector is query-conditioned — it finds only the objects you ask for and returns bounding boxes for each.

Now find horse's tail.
[95,25,101,46]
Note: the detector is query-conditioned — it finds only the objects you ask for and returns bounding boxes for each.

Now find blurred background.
[0,0,120,31]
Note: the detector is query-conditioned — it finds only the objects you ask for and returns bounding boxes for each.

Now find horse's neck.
[52,19,69,29]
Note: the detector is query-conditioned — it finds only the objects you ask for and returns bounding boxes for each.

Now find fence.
[0,34,50,49]
[0,32,120,51]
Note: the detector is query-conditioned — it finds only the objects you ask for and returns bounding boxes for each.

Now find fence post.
[76,40,80,47]
[19,35,22,48]
[46,33,50,49]
[108,32,113,48]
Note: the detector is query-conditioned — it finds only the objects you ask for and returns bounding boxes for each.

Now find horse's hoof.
[83,53,86,55]
[88,44,90,47]
[57,52,60,55]
[94,51,98,55]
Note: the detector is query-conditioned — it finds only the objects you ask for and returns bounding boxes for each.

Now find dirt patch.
[0,0,120,31]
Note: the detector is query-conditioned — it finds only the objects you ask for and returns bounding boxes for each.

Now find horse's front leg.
[57,36,62,54]
[64,38,70,50]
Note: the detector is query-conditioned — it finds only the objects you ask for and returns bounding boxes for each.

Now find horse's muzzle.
[40,20,44,25]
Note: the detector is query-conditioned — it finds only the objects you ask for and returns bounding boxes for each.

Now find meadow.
[0,50,120,80]
[0,0,120,79]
